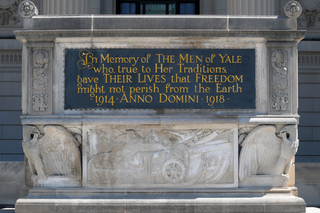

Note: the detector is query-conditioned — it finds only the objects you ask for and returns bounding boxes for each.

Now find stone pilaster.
[228,0,276,15]
[42,0,90,15]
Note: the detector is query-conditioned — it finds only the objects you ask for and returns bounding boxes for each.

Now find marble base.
[239,175,289,187]
[15,188,306,213]
[32,176,80,188]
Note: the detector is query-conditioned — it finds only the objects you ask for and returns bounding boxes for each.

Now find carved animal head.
[280,125,299,149]
[23,126,40,141]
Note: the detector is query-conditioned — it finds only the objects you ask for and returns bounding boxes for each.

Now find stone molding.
[58,41,260,115]
[15,30,306,44]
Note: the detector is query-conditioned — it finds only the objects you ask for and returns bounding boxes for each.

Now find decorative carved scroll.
[297,0,320,27]
[0,0,20,26]
[238,125,299,185]
[22,125,82,187]
[86,127,235,186]
[271,49,288,111]
[32,50,49,111]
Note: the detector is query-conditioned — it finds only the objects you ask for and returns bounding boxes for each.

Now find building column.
[228,0,276,15]
[42,0,91,15]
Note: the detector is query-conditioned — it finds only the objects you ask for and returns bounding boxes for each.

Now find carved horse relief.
[87,128,235,187]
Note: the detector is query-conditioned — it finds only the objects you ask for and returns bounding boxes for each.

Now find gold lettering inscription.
[73,49,252,108]
[219,54,242,64]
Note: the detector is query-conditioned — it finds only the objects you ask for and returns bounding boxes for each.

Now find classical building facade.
[0,0,319,208]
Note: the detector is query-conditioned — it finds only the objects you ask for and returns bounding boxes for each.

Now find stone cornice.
[14,15,306,43]
[14,29,306,43]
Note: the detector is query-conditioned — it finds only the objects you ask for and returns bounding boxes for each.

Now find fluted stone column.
[228,0,276,15]
[42,0,91,15]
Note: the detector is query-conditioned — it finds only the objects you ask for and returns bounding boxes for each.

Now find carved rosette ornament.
[32,50,49,111]
[284,1,302,19]
[0,0,21,25]
[271,49,288,111]
[18,0,37,18]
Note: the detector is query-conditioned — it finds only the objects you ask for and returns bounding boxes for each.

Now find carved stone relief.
[284,1,302,19]
[22,125,82,187]
[297,0,320,27]
[238,125,299,186]
[271,49,289,111]
[85,126,236,187]
[18,0,37,19]
[0,0,21,26]
[32,50,49,112]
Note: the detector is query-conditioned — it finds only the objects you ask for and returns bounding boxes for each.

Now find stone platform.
[15,188,305,213]
[14,1,307,213]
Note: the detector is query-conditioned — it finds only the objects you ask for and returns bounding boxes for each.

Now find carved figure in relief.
[87,128,234,186]
[32,50,49,111]
[271,50,288,111]
[303,9,319,27]
[22,126,81,186]
[298,4,320,27]
[239,125,299,182]
[0,0,20,25]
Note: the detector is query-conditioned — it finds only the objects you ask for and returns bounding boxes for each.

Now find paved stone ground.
[307,207,320,213]
[1,207,320,213]
[0,208,14,213]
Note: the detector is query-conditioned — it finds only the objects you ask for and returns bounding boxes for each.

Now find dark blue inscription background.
[65,49,255,109]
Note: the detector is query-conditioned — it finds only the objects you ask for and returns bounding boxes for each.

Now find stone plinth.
[15,7,306,213]
[16,188,305,213]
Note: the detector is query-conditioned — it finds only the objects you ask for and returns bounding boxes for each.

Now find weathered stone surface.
[296,163,320,207]
[83,125,237,188]
[15,188,306,213]
[14,12,306,213]
[20,15,299,32]
[239,125,298,183]
[22,126,81,187]
[0,162,24,204]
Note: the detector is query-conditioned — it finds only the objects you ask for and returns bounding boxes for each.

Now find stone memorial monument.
[15,0,306,212]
